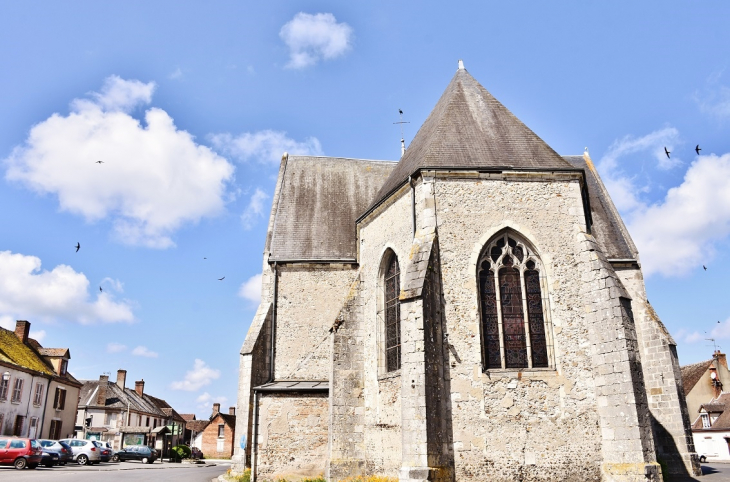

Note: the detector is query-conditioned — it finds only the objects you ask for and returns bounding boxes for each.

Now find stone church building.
[233,62,700,481]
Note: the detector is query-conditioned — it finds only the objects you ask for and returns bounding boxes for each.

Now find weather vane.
[393,109,410,157]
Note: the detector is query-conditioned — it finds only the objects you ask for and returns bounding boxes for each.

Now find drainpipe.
[23,375,36,437]
[409,175,416,238]
[269,262,278,383]
[38,377,50,438]
[251,390,260,482]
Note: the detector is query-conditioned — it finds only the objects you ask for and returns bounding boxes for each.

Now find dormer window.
[701,413,711,428]
[60,359,68,376]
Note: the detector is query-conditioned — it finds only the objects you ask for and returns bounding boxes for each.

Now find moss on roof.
[0,328,54,375]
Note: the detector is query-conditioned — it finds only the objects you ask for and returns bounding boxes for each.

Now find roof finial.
[458,59,465,71]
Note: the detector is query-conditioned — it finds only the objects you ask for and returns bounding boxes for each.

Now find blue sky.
[1,1,730,417]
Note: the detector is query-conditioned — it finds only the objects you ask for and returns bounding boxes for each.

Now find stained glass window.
[384,253,401,372]
[526,269,548,367]
[479,262,500,369]
[478,234,551,370]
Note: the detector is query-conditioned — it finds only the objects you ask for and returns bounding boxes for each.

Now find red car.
[0,437,43,469]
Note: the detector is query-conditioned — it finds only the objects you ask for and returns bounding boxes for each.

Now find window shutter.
[54,387,60,408]
[59,389,67,410]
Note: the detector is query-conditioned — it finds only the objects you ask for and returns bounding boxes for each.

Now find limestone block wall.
[616,267,700,476]
[356,188,414,477]
[275,265,358,381]
[432,174,657,481]
[256,393,329,480]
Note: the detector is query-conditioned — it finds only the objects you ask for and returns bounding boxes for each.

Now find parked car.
[92,440,112,462]
[116,445,158,464]
[0,437,42,469]
[191,446,203,459]
[96,440,117,462]
[59,438,101,465]
[38,439,73,466]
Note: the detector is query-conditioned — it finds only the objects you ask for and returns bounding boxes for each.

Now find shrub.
[226,468,251,482]
[171,445,191,460]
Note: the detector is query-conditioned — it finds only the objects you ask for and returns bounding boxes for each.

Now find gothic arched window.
[384,252,401,372]
[478,233,550,370]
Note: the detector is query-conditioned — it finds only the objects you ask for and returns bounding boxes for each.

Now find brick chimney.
[213,403,220,414]
[97,375,109,406]
[135,380,144,396]
[116,369,127,389]
[716,351,727,369]
[15,320,30,344]
[229,407,236,416]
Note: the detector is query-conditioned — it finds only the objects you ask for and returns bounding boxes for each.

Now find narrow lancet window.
[478,233,551,370]
[479,261,500,369]
[385,254,401,372]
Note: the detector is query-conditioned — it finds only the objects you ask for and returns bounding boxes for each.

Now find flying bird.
[99,286,103,292]
[75,242,80,252]
[696,144,702,155]
[664,147,670,159]
[704,265,707,271]
[203,257,207,259]
[95,160,104,164]
[218,276,225,281]
[399,109,403,115]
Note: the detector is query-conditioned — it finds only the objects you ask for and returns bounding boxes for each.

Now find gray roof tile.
[370,68,573,210]
[269,156,395,261]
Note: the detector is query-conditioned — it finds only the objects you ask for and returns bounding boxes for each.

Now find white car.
[59,439,102,465]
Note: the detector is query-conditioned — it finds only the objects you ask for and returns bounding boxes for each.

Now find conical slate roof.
[370,65,574,208]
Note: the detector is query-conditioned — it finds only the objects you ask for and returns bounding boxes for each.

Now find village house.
[0,320,81,439]
[232,62,700,482]
[76,370,184,453]
[681,351,730,423]
[200,403,236,458]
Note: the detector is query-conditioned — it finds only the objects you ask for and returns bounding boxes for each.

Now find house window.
[53,387,66,410]
[0,376,9,400]
[49,420,62,439]
[218,424,225,438]
[105,413,112,426]
[137,415,142,426]
[478,232,551,370]
[60,360,68,376]
[145,416,149,427]
[382,251,401,372]
[702,413,711,428]
[11,378,24,403]
[33,383,44,406]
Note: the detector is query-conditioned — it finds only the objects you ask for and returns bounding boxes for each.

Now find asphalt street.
[0,461,230,481]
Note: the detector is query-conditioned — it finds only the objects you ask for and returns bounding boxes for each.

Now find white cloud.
[107,342,127,353]
[4,76,235,248]
[626,154,730,277]
[170,359,220,391]
[132,345,158,358]
[195,392,228,412]
[238,273,262,306]
[676,317,730,344]
[279,12,353,69]
[209,130,322,165]
[241,189,269,230]
[101,277,124,293]
[29,330,46,343]
[169,68,183,80]
[0,251,135,324]
[693,72,730,120]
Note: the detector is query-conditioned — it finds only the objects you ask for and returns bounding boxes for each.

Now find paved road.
[0,461,230,481]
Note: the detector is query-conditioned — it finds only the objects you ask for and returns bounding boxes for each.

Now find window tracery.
[478,233,551,370]
[384,252,401,372]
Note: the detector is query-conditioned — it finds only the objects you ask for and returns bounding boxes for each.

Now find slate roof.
[563,154,638,260]
[269,156,395,261]
[0,327,55,375]
[145,393,187,423]
[38,348,70,358]
[681,359,714,397]
[78,380,167,417]
[370,67,574,211]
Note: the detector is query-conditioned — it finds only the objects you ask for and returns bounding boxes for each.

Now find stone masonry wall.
[328,274,368,480]
[256,392,329,481]
[357,187,414,478]
[275,265,358,381]
[616,267,700,477]
[432,174,658,481]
